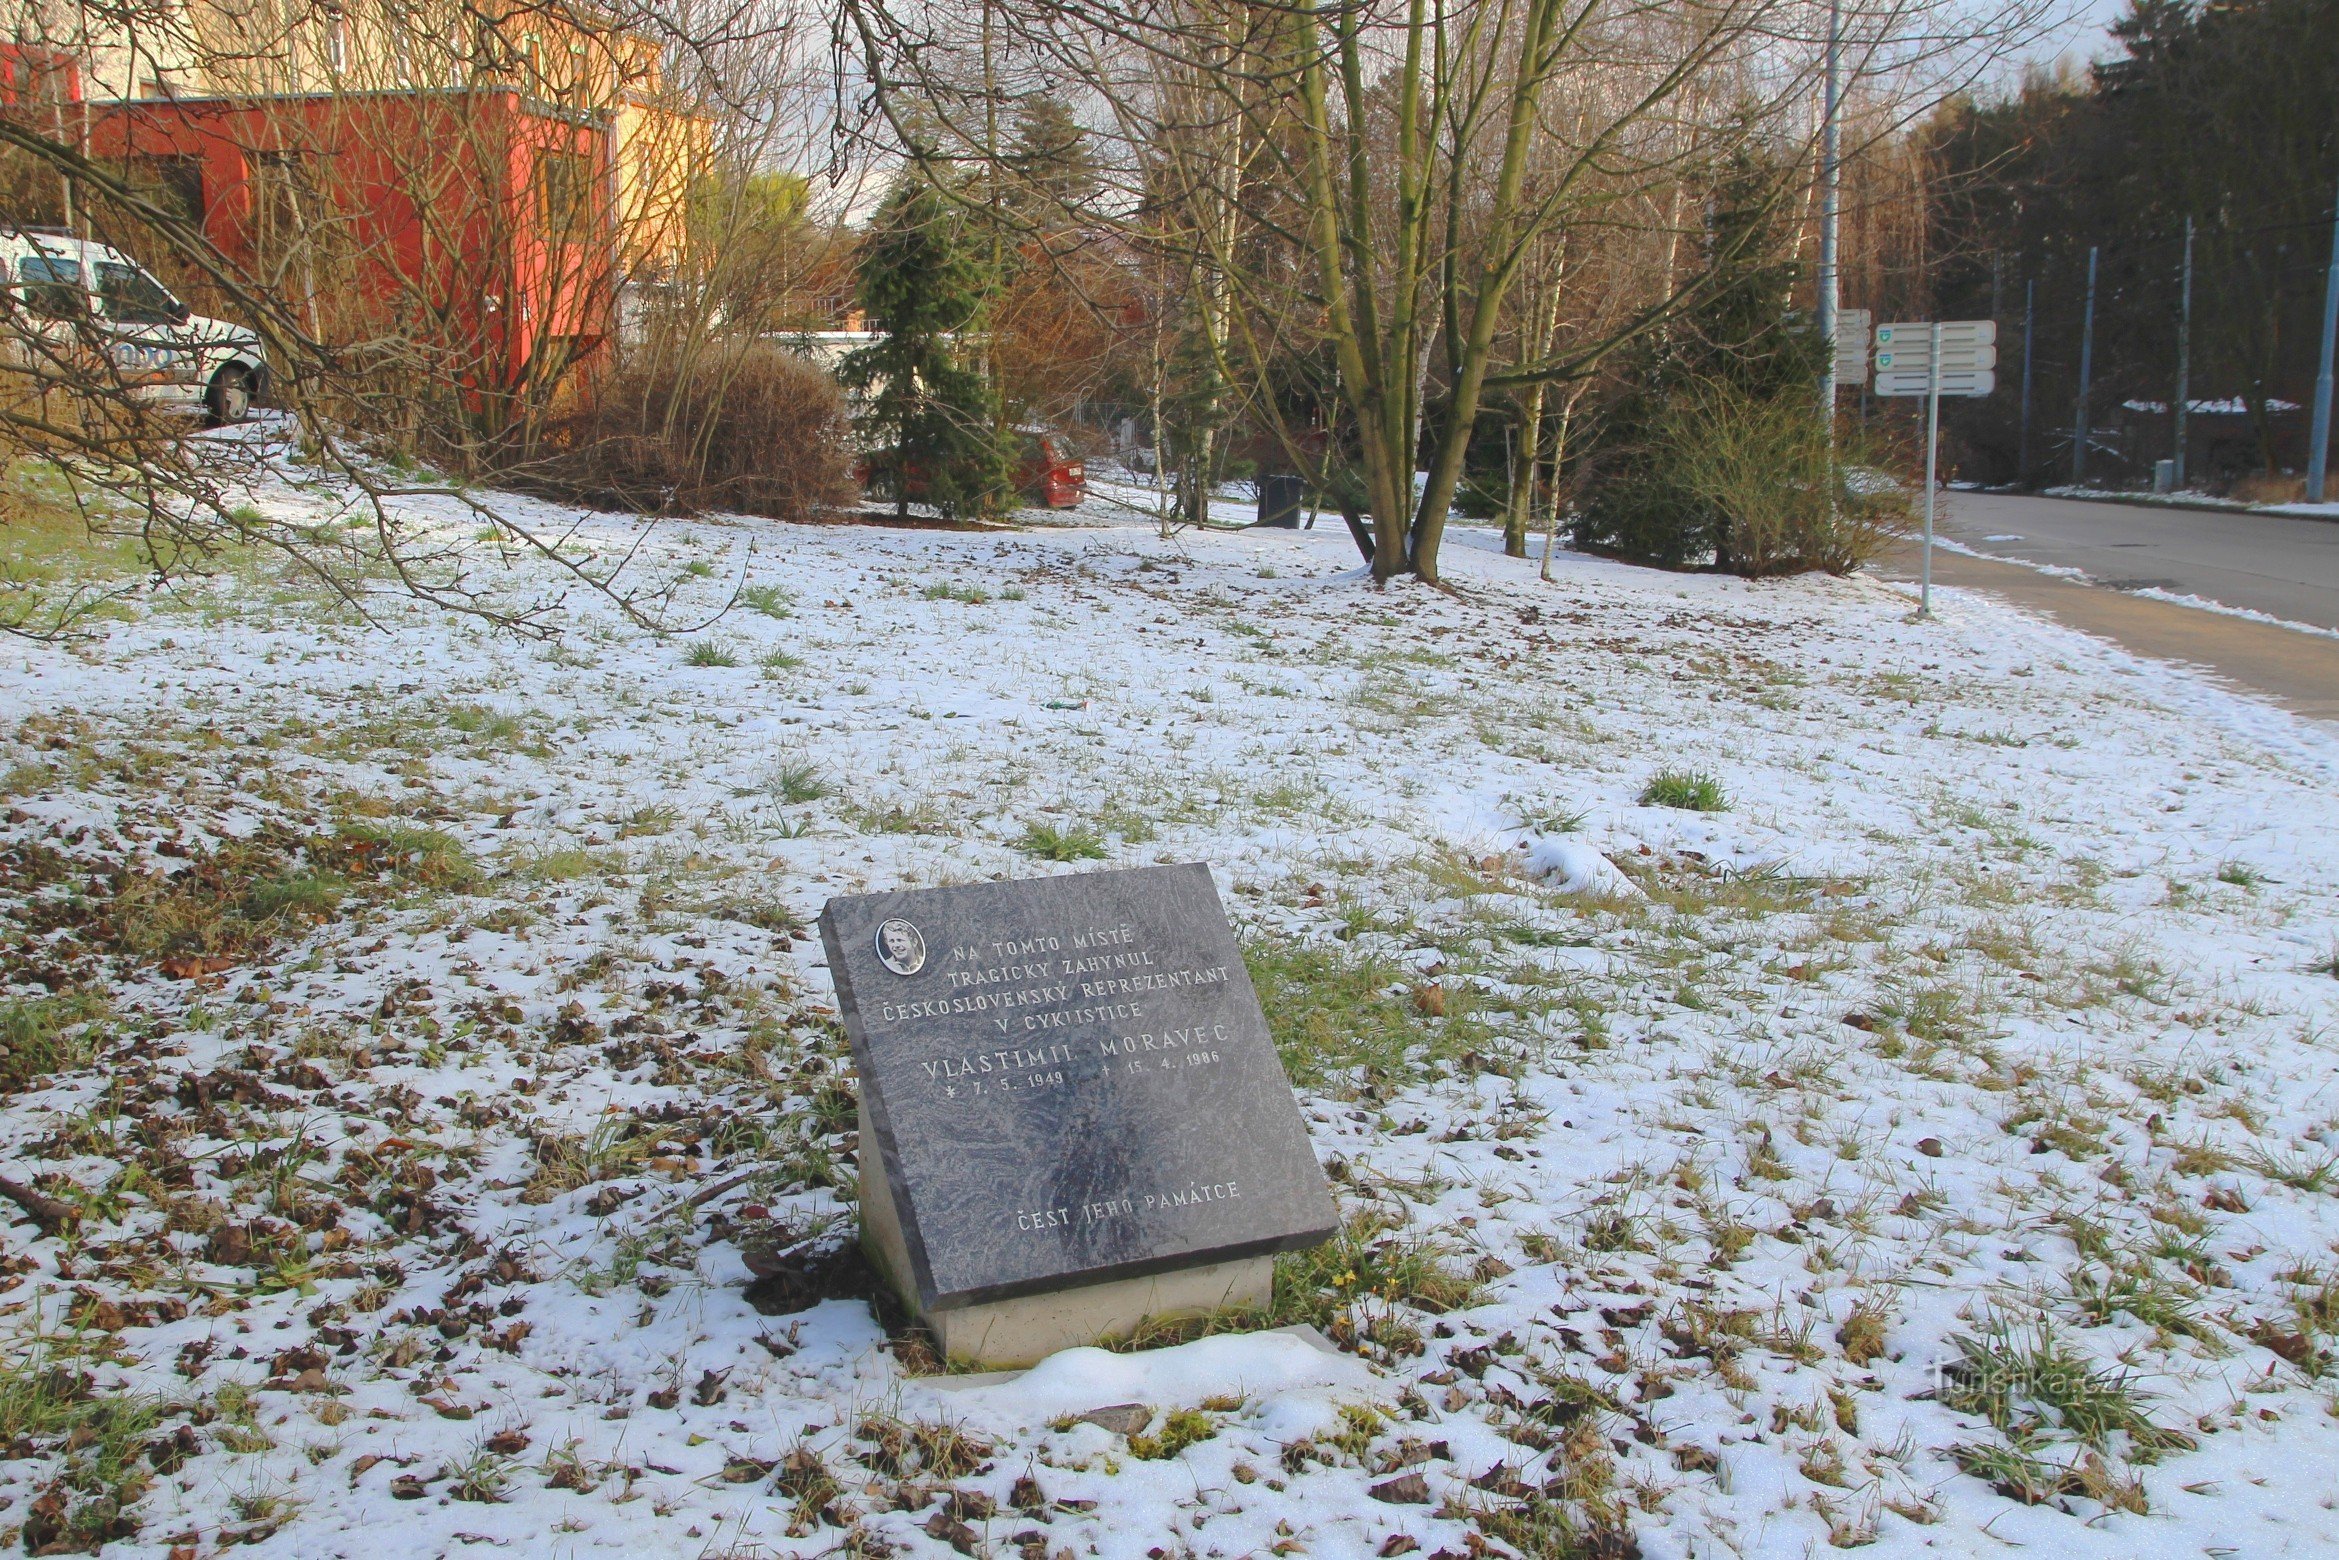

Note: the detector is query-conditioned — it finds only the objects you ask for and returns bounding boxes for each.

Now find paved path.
[1882,520,2339,725]
[1927,491,2339,632]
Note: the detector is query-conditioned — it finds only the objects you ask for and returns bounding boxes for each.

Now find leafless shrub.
[532,344,857,523]
[1662,379,1916,576]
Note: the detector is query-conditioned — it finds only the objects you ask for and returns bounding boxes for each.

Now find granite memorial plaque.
[821,864,1335,1356]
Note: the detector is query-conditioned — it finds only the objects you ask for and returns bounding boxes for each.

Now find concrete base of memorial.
[857,1102,1272,1369]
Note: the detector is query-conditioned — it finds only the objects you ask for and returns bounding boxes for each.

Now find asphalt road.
[1882,492,2339,724]
[1929,491,2339,632]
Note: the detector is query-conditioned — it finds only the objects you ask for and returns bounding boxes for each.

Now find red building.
[0,43,80,108]
[84,88,615,399]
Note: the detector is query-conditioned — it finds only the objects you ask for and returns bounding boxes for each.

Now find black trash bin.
[1255,472,1306,528]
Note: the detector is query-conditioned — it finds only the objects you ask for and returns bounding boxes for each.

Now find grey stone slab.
[856,1091,1273,1365]
[821,863,1336,1313]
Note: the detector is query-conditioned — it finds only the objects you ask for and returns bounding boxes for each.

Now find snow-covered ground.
[5,470,2339,1559]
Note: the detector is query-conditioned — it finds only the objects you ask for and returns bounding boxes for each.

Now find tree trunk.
[1539,387,1583,582]
[1504,382,1547,557]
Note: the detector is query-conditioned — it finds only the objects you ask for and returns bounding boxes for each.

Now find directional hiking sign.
[1876,368,1997,398]
[1876,320,1995,348]
[1873,321,1998,400]
[1874,320,2000,619]
[1875,344,1996,373]
[1834,309,1872,387]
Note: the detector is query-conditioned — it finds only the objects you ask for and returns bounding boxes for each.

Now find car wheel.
[204,366,253,427]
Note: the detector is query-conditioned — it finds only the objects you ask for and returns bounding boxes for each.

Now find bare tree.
[835,0,2051,583]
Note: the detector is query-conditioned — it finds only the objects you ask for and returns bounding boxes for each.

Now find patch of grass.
[2084,943,2171,1004]
[1094,798,1159,845]
[2002,1093,2105,1160]
[759,648,805,675]
[697,888,805,936]
[1244,937,1487,1094]
[684,640,738,667]
[922,580,991,605]
[240,870,349,923]
[1938,1320,2195,1462]
[852,1413,993,1479]
[2246,1147,2339,1194]
[1836,1298,1891,1364]
[1632,860,1848,918]
[0,478,158,634]
[14,818,472,982]
[523,1120,656,1204]
[0,995,109,1094]
[845,797,953,836]
[1949,1439,2082,1506]
[1510,800,1588,835]
[771,1442,839,1515]
[1,758,56,801]
[1874,980,1981,1045]
[765,760,831,804]
[512,846,599,882]
[1470,1496,1638,1560]
[444,704,532,751]
[2067,1265,2222,1346]
[475,903,536,935]
[1017,821,1107,862]
[447,1448,512,1503]
[1639,769,1728,812]
[1271,1207,1480,1343]
[331,821,476,890]
[739,583,793,618]
[1128,1408,1219,1460]
[617,804,680,838]
[0,1344,165,1550]
[2214,860,2263,888]
[1349,670,1444,727]
[1103,1304,1276,1355]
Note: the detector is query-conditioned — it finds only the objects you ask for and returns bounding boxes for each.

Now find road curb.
[1977,487,2339,526]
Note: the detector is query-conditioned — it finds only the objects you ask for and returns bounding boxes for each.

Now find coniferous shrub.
[1573,144,1830,571]
[840,177,1013,521]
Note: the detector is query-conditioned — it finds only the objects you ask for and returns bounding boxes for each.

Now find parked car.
[1013,426,1085,509]
[1,227,269,425]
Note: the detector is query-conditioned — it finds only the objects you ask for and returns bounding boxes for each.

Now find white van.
[2,227,269,424]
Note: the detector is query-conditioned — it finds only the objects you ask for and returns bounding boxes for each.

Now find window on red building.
[114,155,206,225]
[537,151,595,243]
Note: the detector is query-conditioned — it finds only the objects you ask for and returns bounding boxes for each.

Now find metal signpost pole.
[2019,277,2035,484]
[2310,182,2339,504]
[2174,217,2194,490]
[1817,0,1841,414]
[2073,246,2098,487]
[1922,322,1941,617]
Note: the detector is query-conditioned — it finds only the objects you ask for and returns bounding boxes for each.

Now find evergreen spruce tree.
[1573,148,1825,569]
[1005,96,1098,224]
[840,177,1012,521]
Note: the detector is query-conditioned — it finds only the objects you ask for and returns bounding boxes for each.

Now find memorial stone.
[820,863,1336,1366]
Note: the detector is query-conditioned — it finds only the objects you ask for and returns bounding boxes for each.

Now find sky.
[2012,0,2132,80]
